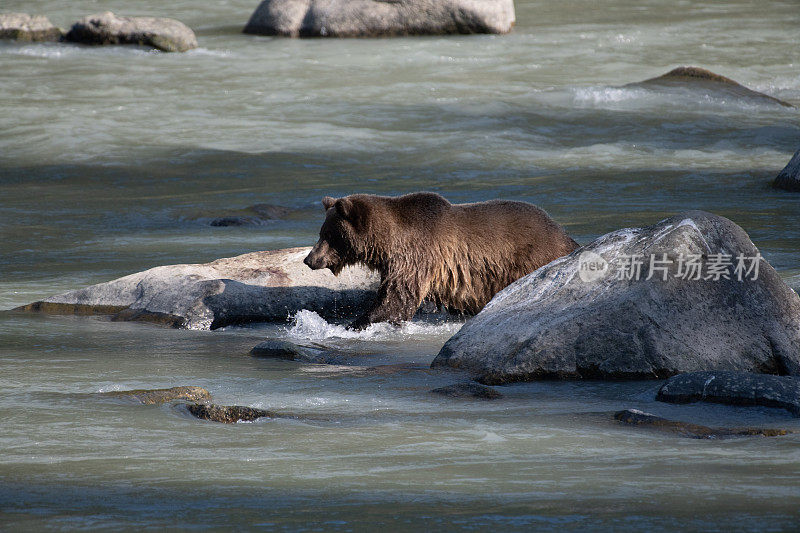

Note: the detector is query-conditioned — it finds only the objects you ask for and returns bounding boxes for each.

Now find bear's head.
[304,195,371,275]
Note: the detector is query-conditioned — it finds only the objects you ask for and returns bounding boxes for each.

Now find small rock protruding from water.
[0,13,63,41]
[614,409,789,439]
[629,66,793,108]
[186,403,274,423]
[656,371,800,416]
[250,339,321,362]
[99,386,211,405]
[65,11,198,52]
[243,0,515,38]
[430,382,503,400]
[773,148,800,192]
[210,203,293,226]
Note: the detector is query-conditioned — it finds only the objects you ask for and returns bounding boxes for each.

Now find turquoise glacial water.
[0,0,799,530]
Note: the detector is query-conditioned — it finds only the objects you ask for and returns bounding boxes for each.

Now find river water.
[1,0,799,529]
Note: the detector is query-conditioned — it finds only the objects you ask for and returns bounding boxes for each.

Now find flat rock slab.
[0,13,63,41]
[65,11,197,52]
[657,371,800,416]
[627,66,793,108]
[433,211,800,383]
[98,386,211,405]
[17,247,379,330]
[615,409,790,439]
[186,403,274,423]
[773,148,800,192]
[430,382,503,400]
[244,0,515,37]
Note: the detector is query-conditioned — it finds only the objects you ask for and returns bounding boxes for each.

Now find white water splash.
[285,309,463,341]
[573,86,649,105]
[186,48,233,58]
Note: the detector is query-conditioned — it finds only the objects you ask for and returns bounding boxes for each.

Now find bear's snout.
[303,252,323,270]
[304,242,329,270]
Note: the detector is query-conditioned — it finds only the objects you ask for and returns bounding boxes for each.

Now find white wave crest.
[285,309,463,341]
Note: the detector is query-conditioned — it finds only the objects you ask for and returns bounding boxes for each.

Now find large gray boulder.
[17,247,379,330]
[65,11,197,52]
[433,211,800,384]
[627,66,793,108]
[0,13,63,42]
[773,148,800,192]
[243,0,515,37]
[657,371,800,416]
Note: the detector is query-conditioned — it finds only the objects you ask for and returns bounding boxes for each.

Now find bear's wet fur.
[304,192,579,329]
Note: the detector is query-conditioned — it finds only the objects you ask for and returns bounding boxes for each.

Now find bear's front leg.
[349,279,422,330]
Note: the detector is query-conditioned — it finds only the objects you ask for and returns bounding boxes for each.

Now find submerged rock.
[209,203,294,227]
[65,11,197,52]
[17,247,379,330]
[614,409,790,439]
[186,403,274,423]
[433,211,800,384]
[244,0,515,38]
[627,66,793,108]
[657,371,800,416]
[0,13,63,42]
[250,339,330,363]
[773,148,800,192]
[99,386,211,405]
[430,382,503,400]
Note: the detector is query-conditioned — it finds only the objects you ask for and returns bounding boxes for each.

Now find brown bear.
[303,192,579,329]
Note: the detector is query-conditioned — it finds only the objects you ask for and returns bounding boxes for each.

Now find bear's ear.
[335,197,368,231]
[334,197,354,220]
[321,196,336,210]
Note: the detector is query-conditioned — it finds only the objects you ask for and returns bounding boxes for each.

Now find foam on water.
[0,42,160,59]
[572,86,650,105]
[571,84,794,112]
[186,47,234,58]
[285,309,463,342]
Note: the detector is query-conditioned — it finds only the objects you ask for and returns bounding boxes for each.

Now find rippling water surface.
[1,0,799,529]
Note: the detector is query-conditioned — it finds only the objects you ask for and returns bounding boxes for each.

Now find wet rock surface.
[244,0,516,38]
[99,386,211,405]
[433,211,800,384]
[186,403,274,423]
[0,13,63,41]
[614,409,790,439]
[17,247,379,330]
[773,148,800,192]
[628,66,793,107]
[430,382,503,400]
[657,371,800,416]
[250,339,334,363]
[65,11,197,52]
